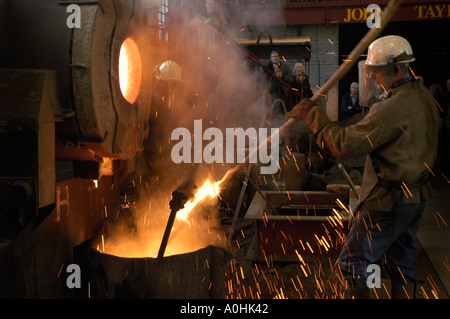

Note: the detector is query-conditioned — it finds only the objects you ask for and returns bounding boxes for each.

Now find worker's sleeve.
[302,105,391,159]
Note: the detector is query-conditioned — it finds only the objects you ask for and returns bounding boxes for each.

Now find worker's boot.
[346,284,371,299]
[391,282,416,299]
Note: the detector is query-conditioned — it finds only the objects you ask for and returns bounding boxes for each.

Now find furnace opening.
[119,37,142,104]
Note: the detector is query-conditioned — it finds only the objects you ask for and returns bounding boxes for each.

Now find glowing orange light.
[97,168,237,258]
[177,178,221,223]
[119,38,142,104]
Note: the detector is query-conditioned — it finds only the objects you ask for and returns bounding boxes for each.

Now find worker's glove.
[287,98,318,120]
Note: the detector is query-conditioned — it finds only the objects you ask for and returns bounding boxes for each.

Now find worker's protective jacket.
[303,80,441,211]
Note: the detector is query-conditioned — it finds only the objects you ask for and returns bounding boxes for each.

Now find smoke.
[101,178,225,258]
[97,2,286,258]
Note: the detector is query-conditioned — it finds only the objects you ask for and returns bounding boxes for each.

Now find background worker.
[192,0,227,31]
[292,62,313,99]
[266,50,294,112]
[287,35,441,299]
[340,82,362,121]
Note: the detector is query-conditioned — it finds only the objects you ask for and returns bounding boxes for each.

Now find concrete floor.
[417,172,450,298]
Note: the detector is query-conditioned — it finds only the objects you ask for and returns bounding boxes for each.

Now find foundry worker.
[192,0,227,31]
[291,62,313,99]
[340,82,362,121]
[287,35,440,299]
[267,50,294,111]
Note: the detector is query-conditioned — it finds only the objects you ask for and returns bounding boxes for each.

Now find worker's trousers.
[338,201,426,286]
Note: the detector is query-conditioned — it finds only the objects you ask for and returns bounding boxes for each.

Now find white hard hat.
[365,35,415,67]
[155,60,182,81]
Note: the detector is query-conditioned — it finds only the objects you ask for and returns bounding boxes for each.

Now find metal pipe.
[338,163,360,199]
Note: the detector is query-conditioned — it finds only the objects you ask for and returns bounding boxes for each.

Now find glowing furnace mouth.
[119,37,142,104]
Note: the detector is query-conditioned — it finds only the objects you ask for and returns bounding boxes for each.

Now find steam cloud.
[98,2,285,258]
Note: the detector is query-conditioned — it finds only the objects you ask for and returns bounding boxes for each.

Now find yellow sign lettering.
[424,6,436,18]
[344,8,351,22]
[346,4,449,23]
[435,5,446,18]
[351,8,364,21]
[414,5,425,18]
[344,6,384,23]
[415,5,450,19]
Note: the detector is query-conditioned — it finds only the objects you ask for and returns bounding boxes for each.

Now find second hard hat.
[155,60,183,81]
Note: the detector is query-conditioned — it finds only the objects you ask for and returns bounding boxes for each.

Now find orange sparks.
[442,172,450,183]
[306,241,314,254]
[424,162,435,176]
[420,286,429,299]
[402,182,413,198]
[281,243,286,255]
[366,134,374,148]
[336,198,349,214]
[402,285,410,299]
[57,264,64,277]
[435,211,448,227]
[435,100,444,113]
[300,264,309,277]
[397,266,408,285]
[382,283,391,299]
[428,275,440,294]
[240,267,245,280]
[398,126,409,136]
[444,257,450,272]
